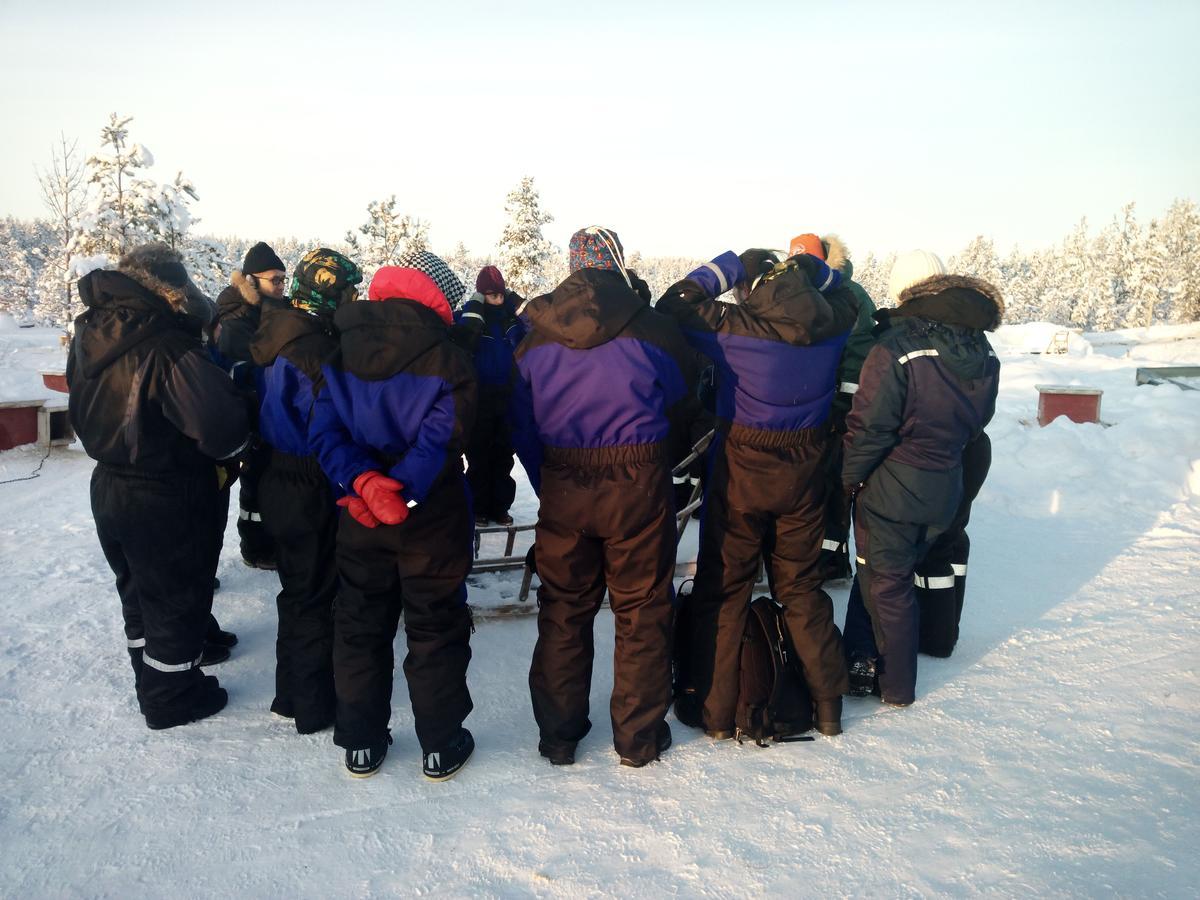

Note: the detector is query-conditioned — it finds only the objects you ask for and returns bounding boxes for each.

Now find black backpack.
[674,587,814,746]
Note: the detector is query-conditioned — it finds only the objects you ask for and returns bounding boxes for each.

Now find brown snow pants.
[529,445,676,765]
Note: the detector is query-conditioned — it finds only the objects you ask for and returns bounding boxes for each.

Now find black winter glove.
[627,269,652,304]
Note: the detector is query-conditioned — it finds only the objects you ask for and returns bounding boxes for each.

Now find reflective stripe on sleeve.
[238,510,263,523]
[127,637,146,649]
[822,539,844,552]
[951,563,968,577]
[838,382,859,395]
[898,349,940,365]
[702,262,730,294]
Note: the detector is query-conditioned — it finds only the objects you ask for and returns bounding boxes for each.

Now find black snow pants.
[332,472,474,752]
[259,451,338,733]
[915,432,992,657]
[850,458,961,705]
[685,426,848,734]
[236,438,275,561]
[529,444,676,765]
[817,417,854,581]
[464,390,517,521]
[91,463,222,721]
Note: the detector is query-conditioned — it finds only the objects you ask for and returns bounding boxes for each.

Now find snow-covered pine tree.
[497,176,556,299]
[35,134,86,326]
[68,114,162,276]
[345,195,429,283]
[0,219,38,321]
[949,236,1004,289]
[1157,198,1200,322]
[854,251,895,306]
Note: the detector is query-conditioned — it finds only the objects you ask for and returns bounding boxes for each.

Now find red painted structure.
[1036,384,1103,427]
[0,400,42,450]
[41,371,69,393]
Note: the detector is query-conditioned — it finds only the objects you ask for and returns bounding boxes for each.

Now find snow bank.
[990,321,1092,357]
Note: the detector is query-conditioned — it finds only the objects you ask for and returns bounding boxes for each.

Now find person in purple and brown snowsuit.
[510,225,697,768]
[657,248,859,739]
[840,250,1002,706]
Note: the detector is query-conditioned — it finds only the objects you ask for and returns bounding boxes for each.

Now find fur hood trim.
[822,234,850,273]
[898,273,1005,330]
[116,245,188,312]
[231,269,262,306]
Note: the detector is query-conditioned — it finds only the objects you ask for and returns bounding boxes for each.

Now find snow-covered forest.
[3,114,1199,330]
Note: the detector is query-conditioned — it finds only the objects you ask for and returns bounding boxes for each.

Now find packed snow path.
[1,324,1197,896]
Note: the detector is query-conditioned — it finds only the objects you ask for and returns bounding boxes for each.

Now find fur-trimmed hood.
[822,234,850,275]
[230,270,262,306]
[116,243,190,313]
[896,273,1004,331]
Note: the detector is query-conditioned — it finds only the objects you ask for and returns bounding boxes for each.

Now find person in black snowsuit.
[213,241,288,569]
[309,251,477,781]
[453,265,526,526]
[509,225,697,768]
[68,243,251,729]
[657,249,859,738]
[840,256,1002,706]
[249,248,363,734]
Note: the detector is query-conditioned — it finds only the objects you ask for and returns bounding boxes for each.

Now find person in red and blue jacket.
[308,251,477,782]
[509,225,697,768]
[657,249,859,738]
[249,248,362,735]
[453,265,526,526]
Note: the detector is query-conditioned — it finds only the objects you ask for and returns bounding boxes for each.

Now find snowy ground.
[1,323,1198,897]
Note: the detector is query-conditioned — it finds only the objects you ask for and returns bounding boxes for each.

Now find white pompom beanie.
[887,250,947,303]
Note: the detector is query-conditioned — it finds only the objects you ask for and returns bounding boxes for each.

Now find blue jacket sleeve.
[385,352,476,505]
[308,374,378,498]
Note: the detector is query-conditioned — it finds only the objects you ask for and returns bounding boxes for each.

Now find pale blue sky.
[1,0,1197,261]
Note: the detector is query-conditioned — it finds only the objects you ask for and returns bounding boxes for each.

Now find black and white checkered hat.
[395,250,466,307]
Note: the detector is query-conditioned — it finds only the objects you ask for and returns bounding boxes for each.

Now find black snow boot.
[199,644,231,667]
[424,728,475,781]
[145,676,228,730]
[345,734,392,778]
[538,739,576,766]
[847,656,878,697]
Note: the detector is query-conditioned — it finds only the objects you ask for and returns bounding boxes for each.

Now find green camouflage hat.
[290,248,363,316]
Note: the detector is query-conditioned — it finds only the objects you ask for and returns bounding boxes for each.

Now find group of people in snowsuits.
[67,222,1001,780]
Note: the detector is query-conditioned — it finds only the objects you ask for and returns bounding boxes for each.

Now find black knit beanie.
[242,241,285,275]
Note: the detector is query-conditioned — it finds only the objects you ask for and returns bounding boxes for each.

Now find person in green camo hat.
[249,247,362,734]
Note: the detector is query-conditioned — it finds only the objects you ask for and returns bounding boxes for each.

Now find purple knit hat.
[568,226,627,274]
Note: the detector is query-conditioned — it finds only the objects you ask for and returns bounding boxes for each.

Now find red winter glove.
[353,471,410,526]
[337,494,380,529]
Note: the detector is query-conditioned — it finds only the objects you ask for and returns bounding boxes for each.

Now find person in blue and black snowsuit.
[840,251,1002,706]
[510,225,697,768]
[309,251,477,782]
[657,248,858,738]
[249,248,362,734]
[454,265,526,526]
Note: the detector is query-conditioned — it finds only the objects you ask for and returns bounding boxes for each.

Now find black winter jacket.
[68,268,251,474]
[843,274,1002,487]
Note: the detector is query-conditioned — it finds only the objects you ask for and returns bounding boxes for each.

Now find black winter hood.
[740,262,859,346]
[334,299,449,380]
[894,273,1004,332]
[74,269,187,378]
[523,268,646,350]
[250,303,334,368]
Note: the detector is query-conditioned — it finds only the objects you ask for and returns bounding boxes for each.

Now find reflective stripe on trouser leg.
[142,651,203,673]
[822,539,845,553]
[239,509,262,523]
[127,637,146,648]
[914,574,956,589]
